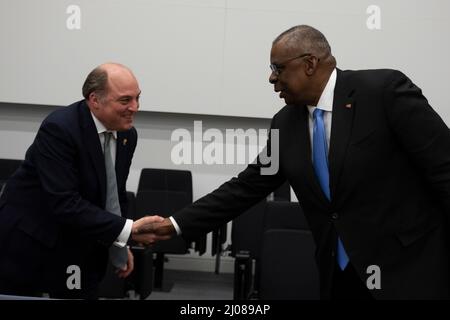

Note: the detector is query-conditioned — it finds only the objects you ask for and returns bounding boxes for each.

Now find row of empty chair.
[1,159,319,299]
[230,185,320,300]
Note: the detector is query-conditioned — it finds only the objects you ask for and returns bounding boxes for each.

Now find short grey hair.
[82,67,108,100]
[273,25,331,58]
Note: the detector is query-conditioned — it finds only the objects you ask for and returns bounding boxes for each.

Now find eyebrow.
[117,91,141,100]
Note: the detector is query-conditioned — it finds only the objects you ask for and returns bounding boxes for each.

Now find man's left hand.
[116,247,134,278]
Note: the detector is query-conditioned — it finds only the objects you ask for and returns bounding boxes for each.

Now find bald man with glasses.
[150,25,450,300]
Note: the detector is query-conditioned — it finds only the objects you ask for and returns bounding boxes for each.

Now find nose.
[128,99,139,113]
[269,71,278,84]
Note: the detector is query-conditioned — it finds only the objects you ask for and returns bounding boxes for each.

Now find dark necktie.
[312,109,349,270]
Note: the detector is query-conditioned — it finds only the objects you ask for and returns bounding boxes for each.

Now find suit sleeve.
[384,70,450,212]
[34,120,125,247]
[172,119,286,240]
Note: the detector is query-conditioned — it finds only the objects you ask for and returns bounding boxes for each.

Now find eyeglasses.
[270,53,312,76]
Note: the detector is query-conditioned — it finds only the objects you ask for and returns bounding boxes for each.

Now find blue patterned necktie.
[104,132,128,269]
[312,108,349,270]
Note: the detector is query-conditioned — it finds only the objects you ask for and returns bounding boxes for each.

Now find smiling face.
[87,64,140,131]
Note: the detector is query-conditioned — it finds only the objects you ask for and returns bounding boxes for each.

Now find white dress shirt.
[306,68,336,154]
[91,112,132,248]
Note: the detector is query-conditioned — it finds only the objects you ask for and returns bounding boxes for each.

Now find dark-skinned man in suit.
[148,25,450,299]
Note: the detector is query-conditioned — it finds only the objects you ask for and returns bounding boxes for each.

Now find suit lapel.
[80,101,107,206]
[115,132,128,187]
[328,69,355,202]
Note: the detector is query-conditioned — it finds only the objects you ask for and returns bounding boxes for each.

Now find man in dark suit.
[0,63,164,299]
[150,25,450,299]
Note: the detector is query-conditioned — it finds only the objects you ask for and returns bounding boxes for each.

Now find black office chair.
[137,168,193,201]
[136,168,205,291]
[135,189,190,291]
[258,201,319,300]
[211,223,227,274]
[258,229,319,300]
[229,199,266,300]
[229,181,292,300]
[230,181,292,261]
[137,168,206,254]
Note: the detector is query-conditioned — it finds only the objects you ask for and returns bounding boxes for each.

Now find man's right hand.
[131,215,171,246]
[152,217,177,237]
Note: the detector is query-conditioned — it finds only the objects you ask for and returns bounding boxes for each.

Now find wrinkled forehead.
[107,70,140,96]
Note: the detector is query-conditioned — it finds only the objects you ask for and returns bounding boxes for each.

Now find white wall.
[1,0,449,122]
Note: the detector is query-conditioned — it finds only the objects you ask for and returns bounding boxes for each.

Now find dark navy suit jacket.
[0,100,137,298]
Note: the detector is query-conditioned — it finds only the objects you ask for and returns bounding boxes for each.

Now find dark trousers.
[331,263,374,300]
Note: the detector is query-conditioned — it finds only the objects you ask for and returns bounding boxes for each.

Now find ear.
[88,92,100,109]
[304,56,320,76]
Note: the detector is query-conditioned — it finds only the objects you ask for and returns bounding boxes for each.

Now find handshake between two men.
[130,216,176,246]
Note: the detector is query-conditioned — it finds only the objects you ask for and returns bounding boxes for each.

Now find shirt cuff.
[114,219,133,248]
[169,216,182,235]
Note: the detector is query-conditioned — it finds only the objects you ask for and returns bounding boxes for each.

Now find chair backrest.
[259,229,319,300]
[231,201,309,258]
[230,181,294,258]
[230,199,266,259]
[136,168,206,255]
[135,190,189,254]
[137,168,193,202]
[135,190,191,219]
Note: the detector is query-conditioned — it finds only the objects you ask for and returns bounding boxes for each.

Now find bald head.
[82,63,137,101]
[274,25,334,63]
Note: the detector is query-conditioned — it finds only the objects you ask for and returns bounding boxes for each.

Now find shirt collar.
[307,68,337,115]
[90,111,117,139]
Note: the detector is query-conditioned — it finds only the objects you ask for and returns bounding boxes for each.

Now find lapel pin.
[123,138,128,146]
[345,103,352,109]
